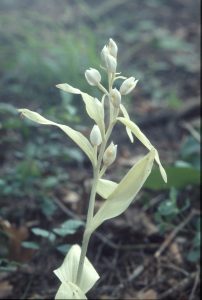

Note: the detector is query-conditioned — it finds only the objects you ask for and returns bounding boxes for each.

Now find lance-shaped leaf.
[56,83,105,136]
[18,109,95,165]
[54,244,99,299]
[117,117,167,183]
[90,149,155,232]
[97,179,118,199]
[120,104,134,143]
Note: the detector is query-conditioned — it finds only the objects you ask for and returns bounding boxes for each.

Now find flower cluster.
[18,37,167,300]
[85,39,138,110]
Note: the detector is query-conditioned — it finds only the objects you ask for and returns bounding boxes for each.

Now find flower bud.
[101,45,109,64]
[103,142,117,166]
[105,54,117,73]
[85,68,101,86]
[119,77,138,95]
[90,125,102,146]
[108,38,118,58]
[110,88,121,107]
[101,44,117,73]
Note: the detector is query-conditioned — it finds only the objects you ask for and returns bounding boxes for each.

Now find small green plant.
[18,39,167,299]
[154,188,189,233]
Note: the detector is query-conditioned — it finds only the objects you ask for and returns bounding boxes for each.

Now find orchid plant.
[18,38,167,299]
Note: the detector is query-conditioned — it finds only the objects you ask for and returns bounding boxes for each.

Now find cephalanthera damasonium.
[18,38,167,299]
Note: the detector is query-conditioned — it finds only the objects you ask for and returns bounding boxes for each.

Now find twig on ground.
[53,197,85,220]
[189,267,200,300]
[154,209,199,258]
[111,263,146,297]
[95,231,158,250]
[158,272,196,299]
[160,262,189,276]
[94,242,105,265]
[143,195,164,211]
[181,121,200,143]
[20,274,34,300]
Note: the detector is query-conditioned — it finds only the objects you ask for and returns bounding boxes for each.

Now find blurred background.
[0,0,200,299]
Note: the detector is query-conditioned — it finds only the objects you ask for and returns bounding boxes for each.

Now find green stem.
[76,124,114,286]
[76,71,116,287]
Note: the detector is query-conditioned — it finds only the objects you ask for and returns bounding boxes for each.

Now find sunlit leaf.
[97,179,117,199]
[90,149,155,232]
[56,83,105,136]
[18,109,95,165]
[120,104,134,142]
[54,244,99,294]
[117,117,167,182]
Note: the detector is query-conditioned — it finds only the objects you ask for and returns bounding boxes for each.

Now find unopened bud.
[85,68,101,86]
[110,88,121,107]
[90,125,102,146]
[119,77,138,95]
[101,45,109,63]
[108,38,118,58]
[101,44,117,73]
[105,54,117,73]
[103,142,117,166]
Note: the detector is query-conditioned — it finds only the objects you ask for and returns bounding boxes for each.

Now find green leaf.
[53,220,84,237]
[186,249,200,262]
[31,227,55,242]
[0,259,19,272]
[43,176,59,188]
[56,83,105,136]
[54,244,99,294]
[40,197,57,217]
[193,232,200,248]
[97,179,118,199]
[18,109,95,166]
[56,244,71,255]
[21,241,40,250]
[90,149,155,232]
[158,200,179,216]
[117,117,167,183]
[144,166,200,190]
